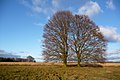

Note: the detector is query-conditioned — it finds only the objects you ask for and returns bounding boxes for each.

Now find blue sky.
[0,0,120,62]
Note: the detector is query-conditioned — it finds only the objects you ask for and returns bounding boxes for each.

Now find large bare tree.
[43,11,73,66]
[42,11,107,66]
[69,15,107,66]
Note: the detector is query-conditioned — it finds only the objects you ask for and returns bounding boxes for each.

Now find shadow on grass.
[67,63,103,67]
[80,63,103,67]
[67,64,78,67]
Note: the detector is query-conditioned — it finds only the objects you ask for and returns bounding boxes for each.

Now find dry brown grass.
[1,64,120,80]
[0,62,120,67]
[0,62,63,66]
[100,63,120,67]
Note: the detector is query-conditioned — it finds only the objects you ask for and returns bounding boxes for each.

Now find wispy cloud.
[32,6,42,13]
[106,0,115,10]
[21,0,31,8]
[21,0,61,15]
[99,26,120,42]
[78,1,103,17]
[32,0,49,14]
[32,0,42,6]
[34,22,45,26]
[52,0,60,8]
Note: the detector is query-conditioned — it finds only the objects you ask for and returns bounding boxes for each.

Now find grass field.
[0,62,120,80]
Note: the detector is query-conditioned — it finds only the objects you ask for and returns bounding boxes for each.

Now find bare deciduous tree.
[69,15,107,66]
[42,11,107,66]
[43,11,73,66]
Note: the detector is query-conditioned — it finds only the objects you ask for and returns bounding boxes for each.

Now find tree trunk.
[63,53,67,66]
[77,53,81,67]
[63,56,67,66]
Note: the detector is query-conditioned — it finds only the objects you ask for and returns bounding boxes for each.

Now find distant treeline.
[0,57,15,62]
[0,56,36,62]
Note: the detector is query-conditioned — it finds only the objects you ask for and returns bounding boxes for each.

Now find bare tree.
[42,11,73,66]
[69,15,107,66]
[42,11,107,66]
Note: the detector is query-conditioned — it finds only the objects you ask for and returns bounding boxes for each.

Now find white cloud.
[21,0,61,14]
[32,0,42,6]
[106,0,115,10]
[21,0,49,14]
[32,0,48,14]
[99,26,120,42]
[32,6,42,13]
[21,0,31,8]
[78,1,103,17]
[52,0,60,7]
